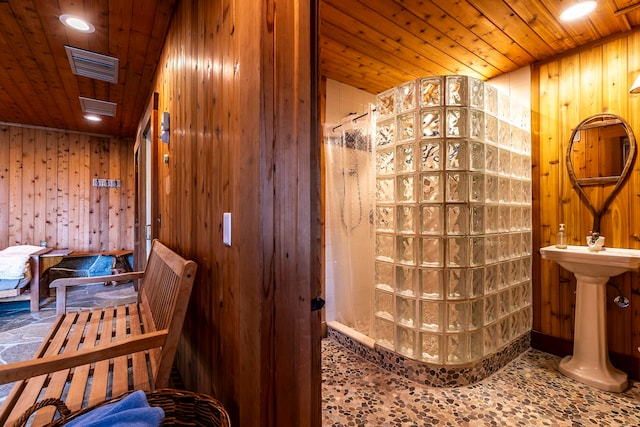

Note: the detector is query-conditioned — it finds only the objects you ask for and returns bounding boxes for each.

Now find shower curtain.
[324,110,375,336]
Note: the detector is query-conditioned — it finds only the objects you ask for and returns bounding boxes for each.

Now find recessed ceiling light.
[560,1,597,21]
[59,14,95,33]
[84,114,102,122]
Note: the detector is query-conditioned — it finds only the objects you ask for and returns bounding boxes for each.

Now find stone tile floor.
[2,285,640,426]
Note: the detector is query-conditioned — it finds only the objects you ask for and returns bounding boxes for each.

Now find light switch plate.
[223,213,231,247]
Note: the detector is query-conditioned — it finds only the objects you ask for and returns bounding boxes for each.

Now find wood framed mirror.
[566,113,637,234]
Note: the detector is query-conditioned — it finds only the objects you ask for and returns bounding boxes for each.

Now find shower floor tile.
[322,338,640,426]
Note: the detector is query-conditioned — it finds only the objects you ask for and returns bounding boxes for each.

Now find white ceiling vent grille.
[65,46,119,83]
[79,97,117,117]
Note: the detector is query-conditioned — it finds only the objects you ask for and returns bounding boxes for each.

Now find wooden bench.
[0,240,197,427]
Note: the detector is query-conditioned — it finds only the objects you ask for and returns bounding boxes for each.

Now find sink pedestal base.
[559,273,627,392]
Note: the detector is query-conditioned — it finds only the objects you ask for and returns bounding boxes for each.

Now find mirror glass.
[566,113,637,233]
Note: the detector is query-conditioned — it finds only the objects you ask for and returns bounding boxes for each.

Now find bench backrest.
[138,239,197,388]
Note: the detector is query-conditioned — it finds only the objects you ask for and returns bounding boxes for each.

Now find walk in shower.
[324,76,532,386]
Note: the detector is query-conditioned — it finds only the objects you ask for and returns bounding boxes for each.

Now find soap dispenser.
[556,223,567,249]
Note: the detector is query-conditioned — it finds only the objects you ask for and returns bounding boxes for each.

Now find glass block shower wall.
[373,76,532,365]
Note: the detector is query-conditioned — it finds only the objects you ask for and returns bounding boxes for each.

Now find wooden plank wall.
[0,124,134,251]
[143,0,319,425]
[532,29,640,368]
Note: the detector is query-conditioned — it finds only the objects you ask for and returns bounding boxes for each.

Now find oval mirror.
[566,113,637,234]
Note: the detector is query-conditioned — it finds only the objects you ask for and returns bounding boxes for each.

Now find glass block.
[375,234,394,262]
[485,175,498,204]
[485,144,498,173]
[420,237,443,267]
[397,206,416,234]
[470,267,484,297]
[447,333,468,364]
[376,148,394,175]
[446,108,467,138]
[420,172,443,203]
[421,109,443,138]
[471,236,485,267]
[510,207,521,231]
[376,88,395,118]
[396,143,416,173]
[498,177,510,204]
[470,299,484,330]
[420,77,442,107]
[397,296,416,327]
[396,266,416,296]
[521,232,532,256]
[484,294,497,324]
[484,322,498,353]
[396,326,416,358]
[446,205,468,235]
[485,264,499,294]
[446,140,467,170]
[375,317,394,349]
[470,110,484,140]
[522,156,532,180]
[522,207,532,230]
[374,289,394,320]
[522,282,532,307]
[498,91,510,121]
[485,84,498,116]
[375,261,394,292]
[510,179,522,204]
[397,113,416,142]
[498,148,511,176]
[397,236,416,265]
[469,141,485,171]
[397,175,415,203]
[484,205,498,233]
[420,300,442,331]
[499,289,511,318]
[447,237,468,267]
[447,302,468,332]
[376,177,395,203]
[470,78,484,108]
[511,283,522,310]
[470,205,484,235]
[485,235,498,264]
[376,119,395,148]
[421,205,443,235]
[397,81,417,112]
[498,206,510,232]
[469,330,483,361]
[498,120,511,148]
[510,233,521,258]
[511,127,525,154]
[447,268,468,299]
[376,206,395,232]
[446,75,467,106]
[446,172,467,202]
[521,257,531,281]
[510,312,522,340]
[420,140,442,170]
[499,261,510,289]
[420,268,443,299]
[420,332,442,363]
[510,152,521,179]
[469,173,485,204]
[485,114,499,144]
[522,132,532,154]
[498,233,510,260]
[510,259,521,285]
[522,180,532,202]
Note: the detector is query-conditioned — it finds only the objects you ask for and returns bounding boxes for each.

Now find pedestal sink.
[540,245,640,392]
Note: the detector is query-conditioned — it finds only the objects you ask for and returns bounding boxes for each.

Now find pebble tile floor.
[2,286,640,426]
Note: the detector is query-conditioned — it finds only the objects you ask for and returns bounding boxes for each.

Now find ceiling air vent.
[79,97,117,117]
[65,46,119,83]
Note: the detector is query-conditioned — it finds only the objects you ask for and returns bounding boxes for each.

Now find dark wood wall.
[142,0,320,425]
[532,29,640,374]
[0,124,134,251]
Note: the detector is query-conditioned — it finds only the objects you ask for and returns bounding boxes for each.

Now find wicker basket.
[14,388,230,427]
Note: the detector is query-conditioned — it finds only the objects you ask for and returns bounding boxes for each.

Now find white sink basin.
[540,244,640,392]
[540,245,640,277]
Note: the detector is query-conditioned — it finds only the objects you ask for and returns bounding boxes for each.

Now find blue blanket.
[65,390,164,427]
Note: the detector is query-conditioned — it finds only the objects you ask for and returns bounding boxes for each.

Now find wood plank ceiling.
[1,0,640,137]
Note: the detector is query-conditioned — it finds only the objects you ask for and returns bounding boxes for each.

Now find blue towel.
[64,390,164,427]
